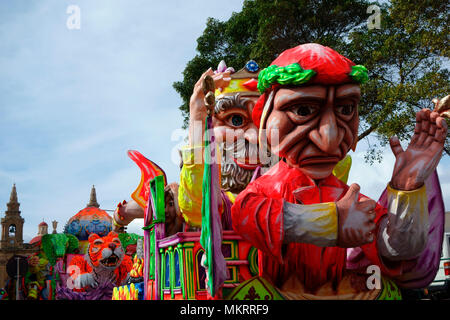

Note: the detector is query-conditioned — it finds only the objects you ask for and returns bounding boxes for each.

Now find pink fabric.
[348,170,445,289]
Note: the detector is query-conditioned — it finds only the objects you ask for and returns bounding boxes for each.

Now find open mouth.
[100,254,119,267]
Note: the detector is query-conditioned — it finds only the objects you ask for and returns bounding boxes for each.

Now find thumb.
[344,183,360,203]
[389,136,404,158]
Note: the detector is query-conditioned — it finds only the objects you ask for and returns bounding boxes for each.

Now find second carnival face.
[212,93,261,170]
[211,93,267,194]
[266,84,360,180]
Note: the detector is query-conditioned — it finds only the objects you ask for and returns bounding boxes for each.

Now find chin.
[299,165,335,180]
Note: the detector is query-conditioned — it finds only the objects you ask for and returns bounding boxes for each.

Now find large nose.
[109,242,117,251]
[243,123,258,146]
[309,89,342,154]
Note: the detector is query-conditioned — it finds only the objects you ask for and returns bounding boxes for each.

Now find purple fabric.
[250,166,262,182]
[220,190,234,230]
[347,170,445,289]
[56,282,115,300]
[208,116,228,296]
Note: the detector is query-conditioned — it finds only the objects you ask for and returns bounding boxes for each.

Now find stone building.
[0,184,37,289]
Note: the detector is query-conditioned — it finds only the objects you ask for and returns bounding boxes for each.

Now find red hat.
[252,43,368,129]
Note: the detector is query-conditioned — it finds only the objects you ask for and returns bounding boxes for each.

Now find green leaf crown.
[257,63,369,93]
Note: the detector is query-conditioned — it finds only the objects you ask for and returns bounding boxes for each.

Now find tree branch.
[358,125,376,141]
[444,146,450,156]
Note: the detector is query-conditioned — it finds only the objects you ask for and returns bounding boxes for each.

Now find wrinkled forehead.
[274,84,361,106]
[215,93,260,114]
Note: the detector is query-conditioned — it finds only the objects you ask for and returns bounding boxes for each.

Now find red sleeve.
[231,180,285,264]
[115,255,133,285]
[360,202,402,278]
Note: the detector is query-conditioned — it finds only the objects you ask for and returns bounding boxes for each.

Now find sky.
[0,0,449,242]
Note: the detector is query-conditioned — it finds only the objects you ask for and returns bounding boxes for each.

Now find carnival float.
[109,44,450,300]
[2,43,449,301]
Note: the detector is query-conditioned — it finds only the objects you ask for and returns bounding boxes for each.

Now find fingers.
[344,183,360,203]
[423,111,440,146]
[192,68,215,96]
[212,71,231,91]
[194,68,214,88]
[435,116,448,143]
[359,199,376,212]
[412,108,447,149]
[411,109,422,146]
[389,136,404,158]
[415,109,431,146]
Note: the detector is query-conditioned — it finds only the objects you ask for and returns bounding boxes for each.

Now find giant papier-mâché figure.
[177,60,264,230]
[231,43,448,300]
[67,231,132,292]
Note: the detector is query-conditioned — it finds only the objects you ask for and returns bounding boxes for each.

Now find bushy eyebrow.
[215,94,254,114]
[274,86,328,106]
[335,86,361,99]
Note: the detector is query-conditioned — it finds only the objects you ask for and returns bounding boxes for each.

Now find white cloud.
[0,0,245,241]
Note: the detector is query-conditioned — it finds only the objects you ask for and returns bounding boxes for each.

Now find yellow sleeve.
[177,145,222,227]
[377,184,429,261]
[283,202,338,246]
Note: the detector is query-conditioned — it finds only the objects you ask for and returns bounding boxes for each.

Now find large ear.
[88,233,101,243]
[107,231,118,238]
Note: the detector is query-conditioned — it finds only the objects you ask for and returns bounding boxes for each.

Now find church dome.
[63,186,112,241]
[29,235,42,246]
[38,221,48,227]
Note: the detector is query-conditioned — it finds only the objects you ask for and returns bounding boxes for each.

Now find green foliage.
[41,234,79,265]
[118,233,143,250]
[173,0,369,128]
[348,0,450,160]
[174,0,449,161]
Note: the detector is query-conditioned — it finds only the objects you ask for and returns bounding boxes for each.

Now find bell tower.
[0,184,25,249]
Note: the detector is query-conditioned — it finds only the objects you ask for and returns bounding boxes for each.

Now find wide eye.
[227,114,246,127]
[291,104,319,117]
[336,104,354,116]
[93,239,104,246]
[91,247,100,253]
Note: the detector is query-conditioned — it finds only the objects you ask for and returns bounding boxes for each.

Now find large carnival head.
[253,43,368,180]
[212,60,262,193]
[87,231,125,270]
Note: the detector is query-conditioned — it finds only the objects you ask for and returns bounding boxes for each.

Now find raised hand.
[189,69,231,122]
[390,108,447,191]
[112,200,145,232]
[336,183,376,248]
[188,69,231,146]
